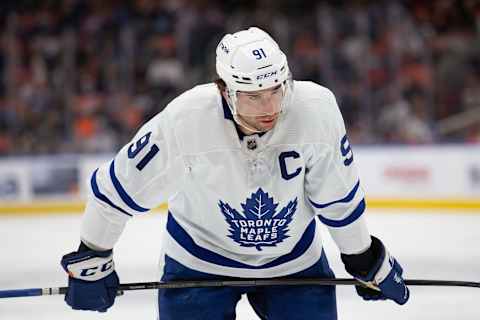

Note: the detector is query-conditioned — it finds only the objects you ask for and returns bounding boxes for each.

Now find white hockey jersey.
[81,81,371,278]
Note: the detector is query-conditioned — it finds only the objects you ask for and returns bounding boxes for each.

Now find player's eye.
[249,95,260,101]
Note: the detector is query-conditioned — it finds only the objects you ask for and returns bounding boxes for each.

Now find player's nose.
[259,95,278,114]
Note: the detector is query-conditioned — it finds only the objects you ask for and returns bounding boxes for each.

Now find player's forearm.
[327,215,371,255]
[80,198,129,250]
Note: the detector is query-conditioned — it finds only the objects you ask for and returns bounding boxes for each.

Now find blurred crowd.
[1,0,480,155]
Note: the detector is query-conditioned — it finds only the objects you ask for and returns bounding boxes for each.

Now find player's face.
[235,85,283,132]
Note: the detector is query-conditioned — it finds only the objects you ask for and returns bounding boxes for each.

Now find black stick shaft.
[2,278,479,299]
[114,278,480,291]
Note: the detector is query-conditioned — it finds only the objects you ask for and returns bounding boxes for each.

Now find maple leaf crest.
[218,188,297,251]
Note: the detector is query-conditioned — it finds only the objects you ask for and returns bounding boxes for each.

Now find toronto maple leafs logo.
[218,188,297,251]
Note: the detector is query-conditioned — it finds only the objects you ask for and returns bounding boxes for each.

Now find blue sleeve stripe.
[317,198,366,228]
[90,169,132,217]
[166,212,316,269]
[309,180,360,209]
[109,160,149,213]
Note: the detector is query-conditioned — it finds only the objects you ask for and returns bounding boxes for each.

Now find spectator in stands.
[0,1,479,155]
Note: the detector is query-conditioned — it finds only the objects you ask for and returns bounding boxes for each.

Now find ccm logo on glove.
[79,259,114,277]
[64,252,115,281]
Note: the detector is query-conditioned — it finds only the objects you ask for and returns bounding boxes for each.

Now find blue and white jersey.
[80,81,371,278]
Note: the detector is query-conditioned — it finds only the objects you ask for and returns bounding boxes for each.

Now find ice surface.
[1,209,479,319]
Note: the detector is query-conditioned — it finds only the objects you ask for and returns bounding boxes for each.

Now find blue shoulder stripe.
[309,180,360,209]
[90,169,132,217]
[317,198,366,228]
[109,160,149,213]
[166,212,316,269]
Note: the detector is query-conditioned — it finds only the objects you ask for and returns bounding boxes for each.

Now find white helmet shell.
[216,27,290,92]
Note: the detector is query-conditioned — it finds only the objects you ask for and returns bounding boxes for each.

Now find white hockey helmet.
[216,27,293,118]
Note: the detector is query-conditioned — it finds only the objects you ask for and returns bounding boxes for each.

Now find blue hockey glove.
[341,236,409,305]
[61,243,120,312]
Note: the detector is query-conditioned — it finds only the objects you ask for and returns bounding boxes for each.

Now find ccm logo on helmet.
[256,71,277,80]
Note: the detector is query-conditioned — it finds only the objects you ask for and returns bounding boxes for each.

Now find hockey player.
[61,27,409,319]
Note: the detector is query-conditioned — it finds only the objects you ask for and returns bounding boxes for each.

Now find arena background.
[1,1,479,319]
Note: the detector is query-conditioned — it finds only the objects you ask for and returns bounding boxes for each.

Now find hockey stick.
[1,278,479,299]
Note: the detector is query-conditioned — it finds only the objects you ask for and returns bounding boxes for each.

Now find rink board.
[0,145,479,215]
[1,199,480,216]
